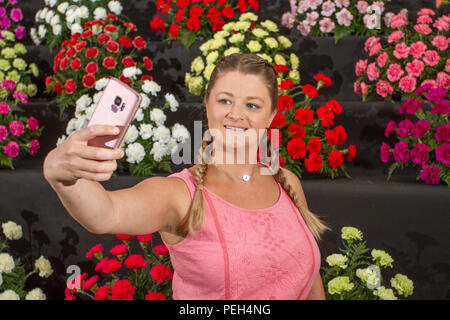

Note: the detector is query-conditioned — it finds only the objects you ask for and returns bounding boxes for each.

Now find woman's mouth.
[224,125,248,134]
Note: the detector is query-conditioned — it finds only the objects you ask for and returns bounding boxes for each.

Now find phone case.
[86,77,142,149]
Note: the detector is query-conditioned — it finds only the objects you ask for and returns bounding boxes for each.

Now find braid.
[175,138,211,237]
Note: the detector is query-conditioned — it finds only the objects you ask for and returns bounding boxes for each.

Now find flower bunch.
[282,0,392,43]
[321,226,414,300]
[45,15,147,116]
[31,0,125,50]
[380,84,449,186]
[270,73,357,178]
[354,8,450,102]
[0,32,42,169]
[57,78,190,176]
[185,13,300,96]
[0,220,53,300]
[150,0,260,49]
[0,0,26,40]
[64,234,173,300]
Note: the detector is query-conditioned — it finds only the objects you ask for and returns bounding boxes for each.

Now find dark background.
[0,0,449,300]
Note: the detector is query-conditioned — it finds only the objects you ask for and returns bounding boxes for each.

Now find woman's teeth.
[225,126,247,133]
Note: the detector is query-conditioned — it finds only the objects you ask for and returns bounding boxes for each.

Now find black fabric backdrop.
[0,0,449,300]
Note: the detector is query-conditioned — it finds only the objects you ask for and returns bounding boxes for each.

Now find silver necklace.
[215,165,258,182]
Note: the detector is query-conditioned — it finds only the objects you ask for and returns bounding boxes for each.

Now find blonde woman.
[43,53,330,300]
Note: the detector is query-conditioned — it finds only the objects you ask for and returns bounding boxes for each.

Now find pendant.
[242,174,250,182]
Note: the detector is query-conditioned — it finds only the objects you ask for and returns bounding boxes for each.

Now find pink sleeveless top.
[161,167,321,300]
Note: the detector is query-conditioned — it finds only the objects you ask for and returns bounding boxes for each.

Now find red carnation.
[143,56,153,71]
[75,40,86,52]
[277,95,294,111]
[103,56,117,69]
[119,36,133,48]
[83,74,96,88]
[150,16,166,32]
[97,33,110,44]
[137,234,154,243]
[86,243,103,259]
[45,76,53,88]
[95,257,109,272]
[288,123,306,140]
[81,30,93,39]
[141,74,153,81]
[66,47,76,57]
[347,144,357,162]
[70,58,81,70]
[94,285,110,300]
[106,40,119,53]
[237,0,248,13]
[111,280,135,300]
[270,112,287,128]
[124,22,137,31]
[122,56,136,67]
[313,73,332,87]
[153,244,169,256]
[334,125,347,145]
[189,6,203,18]
[294,108,314,125]
[176,9,185,23]
[145,292,167,300]
[86,47,99,58]
[279,79,294,90]
[133,36,147,49]
[110,244,128,256]
[177,0,190,9]
[64,79,76,94]
[107,13,118,20]
[207,7,222,23]
[212,19,226,31]
[325,129,340,146]
[249,0,259,10]
[161,3,171,15]
[85,61,98,74]
[328,150,344,169]
[326,99,342,115]
[316,106,335,127]
[101,258,123,274]
[222,6,235,19]
[104,24,118,33]
[302,84,319,98]
[305,153,323,173]
[119,75,132,85]
[116,234,134,241]
[187,16,201,31]
[169,24,180,38]
[150,264,173,283]
[287,138,307,159]
[53,81,63,94]
[274,64,289,73]
[307,137,322,154]
[59,57,68,70]
[218,0,227,5]
[125,254,149,269]
[82,275,98,290]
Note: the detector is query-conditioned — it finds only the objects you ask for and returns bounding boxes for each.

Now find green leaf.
[387,162,399,181]
[180,29,197,50]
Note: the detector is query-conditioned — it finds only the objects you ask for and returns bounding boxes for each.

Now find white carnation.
[44,10,55,24]
[94,7,107,20]
[0,253,15,273]
[37,25,47,39]
[39,7,48,20]
[0,290,20,300]
[93,90,103,104]
[164,93,179,112]
[2,221,23,240]
[34,256,53,278]
[52,24,62,36]
[150,141,170,162]
[123,67,142,79]
[95,78,109,91]
[171,123,190,142]
[142,80,161,96]
[70,23,83,35]
[139,123,153,140]
[123,124,139,144]
[49,0,57,7]
[25,288,46,300]
[139,93,150,109]
[125,142,145,164]
[108,0,123,15]
[57,2,69,14]
[133,108,144,122]
[84,105,96,120]
[167,137,179,154]
[153,125,171,143]
[56,135,66,146]
[30,28,40,45]
[50,14,60,26]
[77,6,89,19]
[150,108,166,125]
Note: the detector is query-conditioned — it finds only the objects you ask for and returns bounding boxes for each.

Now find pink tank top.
[161,167,321,300]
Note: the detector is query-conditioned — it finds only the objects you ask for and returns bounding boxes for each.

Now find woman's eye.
[219,99,231,104]
[248,103,259,109]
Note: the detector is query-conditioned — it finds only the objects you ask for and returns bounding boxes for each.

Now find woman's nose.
[227,103,244,120]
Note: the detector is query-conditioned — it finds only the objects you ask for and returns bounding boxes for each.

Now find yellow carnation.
[239,12,258,21]
[327,276,354,295]
[390,274,414,297]
[247,40,262,53]
[229,33,245,44]
[278,35,292,48]
[252,28,268,38]
[289,70,300,83]
[261,20,279,32]
[290,53,300,69]
[224,47,240,56]
[191,56,205,75]
[256,53,272,63]
[274,54,287,65]
[204,64,215,80]
[264,37,278,49]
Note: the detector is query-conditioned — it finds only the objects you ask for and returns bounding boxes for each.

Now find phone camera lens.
[114,96,122,105]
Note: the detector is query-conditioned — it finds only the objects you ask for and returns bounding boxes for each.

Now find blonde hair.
[175,54,331,241]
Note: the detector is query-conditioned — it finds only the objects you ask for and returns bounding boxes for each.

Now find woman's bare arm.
[306,273,326,300]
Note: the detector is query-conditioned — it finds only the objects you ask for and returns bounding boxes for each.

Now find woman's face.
[204,70,276,162]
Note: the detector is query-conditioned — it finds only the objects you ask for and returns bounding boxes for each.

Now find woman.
[43,53,330,300]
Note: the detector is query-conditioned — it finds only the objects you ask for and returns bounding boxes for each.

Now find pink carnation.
[423,50,440,67]
[356,0,368,14]
[319,17,335,33]
[399,75,417,93]
[360,82,368,95]
[363,13,378,29]
[297,20,311,36]
[354,81,361,94]
[0,125,8,141]
[387,63,404,82]
[4,141,20,158]
[388,30,405,43]
[431,35,449,51]
[27,117,39,131]
[336,8,353,27]
[390,14,408,28]
[364,36,379,53]
[334,0,350,8]
[417,15,433,24]
[377,52,388,68]
[0,101,10,114]
[409,41,427,59]
[393,42,410,59]
[306,12,319,26]
[405,59,424,77]
[446,59,450,73]
[9,120,24,136]
[281,12,295,29]
[366,62,379,81]
[369,42,381,56]
[433,16,450,32]
[384,12,394,28]
[418,8,435,16]
[420,79,437,89]
[436,72,450,89]
[376,80,394,97]
[414,24,432,35]
[29,139,40,156]
[321,1,336,17]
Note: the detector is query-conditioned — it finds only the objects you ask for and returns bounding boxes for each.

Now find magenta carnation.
[29,139,40,155]
[393,141,410,163]
[435,124,450,143]
[411,119,431,138]
[380,142,392,163]
[411,143,430,165]
[9,120,24,136]
[435,144,450,166]
[3,141,19,158]
[419,164,440,184]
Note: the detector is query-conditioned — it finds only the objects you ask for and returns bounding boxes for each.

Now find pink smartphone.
[86,77,142,149]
